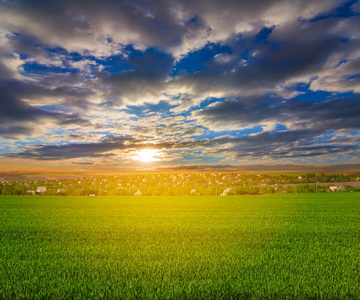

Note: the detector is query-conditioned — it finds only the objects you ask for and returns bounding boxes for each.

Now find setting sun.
[136,149,159,162]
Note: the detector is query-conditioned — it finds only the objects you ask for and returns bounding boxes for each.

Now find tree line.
[0,172,359,196]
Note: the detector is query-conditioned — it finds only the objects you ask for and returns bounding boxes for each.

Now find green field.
[0,194,359,299]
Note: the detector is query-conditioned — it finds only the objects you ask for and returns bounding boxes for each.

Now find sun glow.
[136,149,159,162]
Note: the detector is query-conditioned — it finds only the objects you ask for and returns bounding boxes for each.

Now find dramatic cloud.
[0,0,345,57]
[1,0,360,170]
[193,97,360,132]
[0,79,91,138]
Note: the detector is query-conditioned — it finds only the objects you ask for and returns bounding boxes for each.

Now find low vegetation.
[1,172,360,196]
[0,194,359,298]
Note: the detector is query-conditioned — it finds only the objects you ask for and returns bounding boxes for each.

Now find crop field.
[0,194,359,299]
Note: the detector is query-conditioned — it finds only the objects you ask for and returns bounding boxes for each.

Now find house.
[329,186,338,192]
[221,187,232,196]
[36,187,46,194]
[135,190,142,196]
[89,194,96,196]
[26,190,35,195]
[190,189,199,195]
[57,189,65,193]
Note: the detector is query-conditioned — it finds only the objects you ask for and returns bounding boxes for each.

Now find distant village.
[0,172,360,196]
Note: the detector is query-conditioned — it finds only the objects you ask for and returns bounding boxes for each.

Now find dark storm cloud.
[0,83,49,121]
[1,75,92,108]
[194,96,360,132]
[173,132,310,154]
[97,48,174,104]
[171,16,356,100]
[0,36,94,138]
[0,0,185,56]
[168,127,359,161]
[227,131,360,160]
[4,136,138,160]
[0,77,91,137]
[0,124,32,138]
[0,61,13,80]
[0,0,346,57]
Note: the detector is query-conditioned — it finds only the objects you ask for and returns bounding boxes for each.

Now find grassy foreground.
[0,194,359,299]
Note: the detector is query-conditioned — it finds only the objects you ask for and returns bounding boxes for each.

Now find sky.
[0,0,360,172]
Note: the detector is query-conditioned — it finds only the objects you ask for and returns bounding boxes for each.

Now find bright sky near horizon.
[0,0,360,171]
